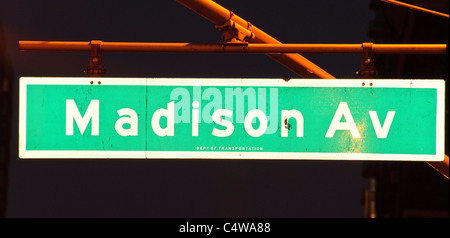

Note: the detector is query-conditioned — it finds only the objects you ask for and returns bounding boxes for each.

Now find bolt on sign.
[19,77,445,161]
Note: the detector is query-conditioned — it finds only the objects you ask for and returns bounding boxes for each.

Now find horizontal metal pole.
[19,41,447,54]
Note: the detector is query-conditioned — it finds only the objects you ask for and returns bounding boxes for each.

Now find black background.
[2,0,376,218]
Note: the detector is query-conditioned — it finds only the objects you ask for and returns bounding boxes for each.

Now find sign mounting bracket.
[215,12,255,44]
[357,42,377,78]
[83,40,106,77]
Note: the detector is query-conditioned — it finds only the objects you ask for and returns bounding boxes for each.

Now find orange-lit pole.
[381,0,449,19]
[176,0,335,79]
[19,41,447,54]
[428,155,449,179]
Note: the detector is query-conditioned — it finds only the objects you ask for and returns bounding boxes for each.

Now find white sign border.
[19,77,445,161]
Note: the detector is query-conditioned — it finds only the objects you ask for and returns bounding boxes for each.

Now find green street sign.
[19,77,445,161]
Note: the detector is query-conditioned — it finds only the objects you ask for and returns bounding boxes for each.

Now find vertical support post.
[359,42,378,217]
[84,40,105,77]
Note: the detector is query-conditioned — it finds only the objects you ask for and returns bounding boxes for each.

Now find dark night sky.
[1,0,376,217]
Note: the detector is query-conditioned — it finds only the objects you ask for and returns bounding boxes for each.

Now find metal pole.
[427,155,449,179]
[19,41,447,54]
[176,0,335,79]
[381,0,449,19]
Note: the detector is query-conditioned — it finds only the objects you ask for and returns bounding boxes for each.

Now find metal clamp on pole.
[83,40,106,77]
[356,42,377,78]
[215,12,255,44]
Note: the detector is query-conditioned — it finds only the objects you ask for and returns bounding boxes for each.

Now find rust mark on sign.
[284,117,291,130]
